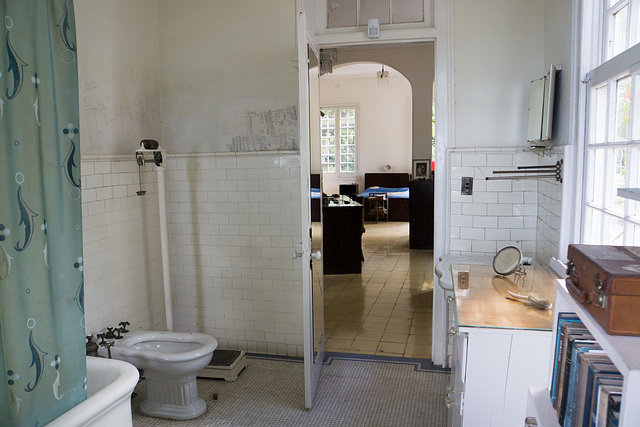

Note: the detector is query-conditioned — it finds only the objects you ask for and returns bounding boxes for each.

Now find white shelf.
[528,280,640,426]
[617,187,640,202]
[528,387,560,427]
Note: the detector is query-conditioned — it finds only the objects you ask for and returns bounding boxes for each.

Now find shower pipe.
[135,146,175,332]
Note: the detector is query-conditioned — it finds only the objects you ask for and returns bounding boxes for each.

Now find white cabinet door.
[448,332,468,427]
[458,329,553,427]
[463,331,512,427]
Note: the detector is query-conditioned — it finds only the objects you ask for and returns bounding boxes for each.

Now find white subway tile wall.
[535,152,563,265]
[165,153,303,357]
[450,148,551,259]
[82,152,304,357]
[82,157,166,335]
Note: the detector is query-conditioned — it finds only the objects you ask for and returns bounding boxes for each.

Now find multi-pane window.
[320,107,357,173]
[327,0,425,28]
[582,0,640,245]
[604,0,639,60]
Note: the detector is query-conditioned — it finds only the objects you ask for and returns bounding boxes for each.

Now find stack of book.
[550,313,623,427]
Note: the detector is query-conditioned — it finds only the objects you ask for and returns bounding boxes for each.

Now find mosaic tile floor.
[320,222,434,358]
[132,353,450,427]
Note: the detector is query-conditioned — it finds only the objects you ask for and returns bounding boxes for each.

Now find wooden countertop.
[451,263,558,331]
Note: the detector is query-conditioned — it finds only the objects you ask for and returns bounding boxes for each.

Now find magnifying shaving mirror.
[492,246,526,276]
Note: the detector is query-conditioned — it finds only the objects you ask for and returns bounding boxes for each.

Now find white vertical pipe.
[156,161,174,331]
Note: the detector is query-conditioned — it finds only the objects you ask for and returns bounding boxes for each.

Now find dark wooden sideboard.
[322,197,364,274]
[409,180,434,249]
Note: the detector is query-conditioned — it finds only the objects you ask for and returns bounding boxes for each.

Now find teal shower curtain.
[0,1,86,425]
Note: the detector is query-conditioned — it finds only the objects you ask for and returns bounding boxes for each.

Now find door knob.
[293,251,303,259]
[311,251,321,260]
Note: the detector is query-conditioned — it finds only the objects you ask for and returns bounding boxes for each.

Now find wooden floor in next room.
[317,222,434,359]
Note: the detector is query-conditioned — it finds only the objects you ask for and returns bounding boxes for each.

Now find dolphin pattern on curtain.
[0,1,87,425]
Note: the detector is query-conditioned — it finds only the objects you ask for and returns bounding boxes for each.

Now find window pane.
[328,0,357,28]
[627,222,640,245]
[612,6,629,57]
[610,147,627,213]
[615,76,632,141]
[630,147,640,218]
[583,207,602,243]
[603,213,625,244]
[586,148,606,206]
[338,109,356,173]
[321,109,336,172]
[393,0,424,23]
[632,75,639,141]
[360,0,390,25]
[591,85,608,144]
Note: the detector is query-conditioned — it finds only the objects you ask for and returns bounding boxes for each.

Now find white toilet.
[107,330,218,420]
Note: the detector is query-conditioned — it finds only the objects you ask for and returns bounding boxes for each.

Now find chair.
[367,193,388,223]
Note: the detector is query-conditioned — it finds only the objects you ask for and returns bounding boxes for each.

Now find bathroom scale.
[197,349,247,382]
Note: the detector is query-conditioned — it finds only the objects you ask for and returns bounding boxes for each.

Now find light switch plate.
[461,177,473,195]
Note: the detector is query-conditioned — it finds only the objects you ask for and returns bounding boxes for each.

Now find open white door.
[297,10,324,409]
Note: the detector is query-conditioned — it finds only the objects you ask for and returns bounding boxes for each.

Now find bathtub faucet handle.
[105,327,116,339]
[98,339,114,359]
[119,321,130,333]
[96,333,106,344]
[115,328,124,339]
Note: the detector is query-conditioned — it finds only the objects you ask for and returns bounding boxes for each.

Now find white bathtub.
[46,356,139,427]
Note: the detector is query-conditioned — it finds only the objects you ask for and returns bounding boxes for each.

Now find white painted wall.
[332,45,435,161]
[453,0,545,148]
[310,70,413,194]
[543,0,573,147]
[75,0,161,155]
[157,0,299,154]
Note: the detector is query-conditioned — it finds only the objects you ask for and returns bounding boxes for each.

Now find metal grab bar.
[486,160,562,182]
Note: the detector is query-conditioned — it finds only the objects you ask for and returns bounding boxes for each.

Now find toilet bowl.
[108,330,218,420]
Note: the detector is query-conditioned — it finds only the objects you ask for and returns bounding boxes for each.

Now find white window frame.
[580,0,640,245]
[320,106,359,176]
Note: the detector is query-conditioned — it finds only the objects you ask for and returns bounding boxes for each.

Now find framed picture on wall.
[413,160,430,180]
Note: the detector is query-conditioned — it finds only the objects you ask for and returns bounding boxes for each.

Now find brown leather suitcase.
[566,244,640,336]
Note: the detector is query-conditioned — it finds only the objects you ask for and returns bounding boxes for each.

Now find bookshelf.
[526,280,640,426]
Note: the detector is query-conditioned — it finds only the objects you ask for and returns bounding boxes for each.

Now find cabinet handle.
[448,327,458,337]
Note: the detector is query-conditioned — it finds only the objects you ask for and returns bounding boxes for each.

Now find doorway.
[311,46,436,359]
